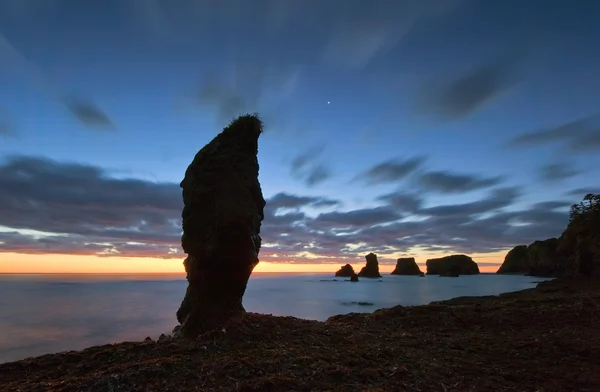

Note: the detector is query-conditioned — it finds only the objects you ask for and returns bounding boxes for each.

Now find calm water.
[0,273,549,364]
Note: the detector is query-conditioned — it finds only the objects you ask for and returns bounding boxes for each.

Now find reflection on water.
[0,273,549,364]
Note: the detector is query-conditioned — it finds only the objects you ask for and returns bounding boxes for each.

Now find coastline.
[1,278,598,391]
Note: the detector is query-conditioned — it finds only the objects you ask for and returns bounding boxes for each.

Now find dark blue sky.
[1,0,599,270]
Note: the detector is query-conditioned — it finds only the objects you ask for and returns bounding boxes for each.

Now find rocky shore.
[1,277,598,392]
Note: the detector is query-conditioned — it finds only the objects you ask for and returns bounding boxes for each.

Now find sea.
[0,273,550,364]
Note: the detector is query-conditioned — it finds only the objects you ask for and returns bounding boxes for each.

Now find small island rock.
[358,253,382,278]
[390,257,422,275]
[335,264,355,277]
[350,273,359,282]
[426,254,480,276]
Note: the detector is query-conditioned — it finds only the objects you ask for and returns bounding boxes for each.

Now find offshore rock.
[350,273,359,282]
[426,254,480,276]
[358,253,382,278]
[390,257,422,275]
[176,114,266,338]
[335,264,355,277]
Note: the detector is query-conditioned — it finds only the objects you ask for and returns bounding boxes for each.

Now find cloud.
[266,192,340,210]
[289,145,332,187]
[419,187,521,218]
[0,155,570,264]
[0,31,114,130]
[0,155,182,258]
[507,115,600,152]
[0,110,16,138]
[64,99,115,129]
[538,162,582,183]
[196,62,302,128]
[375,192,423,213]
[322,0,462,69]
[417,56,521,119]
[565,188,600,199]
[355,156,425,185]
[415,170,503,193]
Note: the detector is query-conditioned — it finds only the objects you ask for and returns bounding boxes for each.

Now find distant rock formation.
[358,253,382,278]
[390,257,422,275]
[176,114,266,338]
[350,273,359,282]
[496,245,529,274]
[426,254,480,276]
[335,264,355,277]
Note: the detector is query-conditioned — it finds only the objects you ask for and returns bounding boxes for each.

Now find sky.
[1,0,599,274]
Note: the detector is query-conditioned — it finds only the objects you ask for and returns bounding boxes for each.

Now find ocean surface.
[0,273,550,364]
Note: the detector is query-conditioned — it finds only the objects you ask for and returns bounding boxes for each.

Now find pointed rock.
[176,114,266,338]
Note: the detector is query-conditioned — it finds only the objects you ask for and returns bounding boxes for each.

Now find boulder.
[426,254,480,276]
[335,264,355,277]
[358,253,382,278]
[350,273,359,282]
[176,115,266,338]
[390,257,422,275]
[496,245,529,274]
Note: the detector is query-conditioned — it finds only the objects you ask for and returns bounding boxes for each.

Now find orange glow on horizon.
[0,252,504,274]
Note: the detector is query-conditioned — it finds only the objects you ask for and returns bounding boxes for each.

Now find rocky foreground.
[1,278,599,392]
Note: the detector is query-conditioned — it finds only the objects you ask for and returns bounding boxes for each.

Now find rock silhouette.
[358,253,382,278]
[496,245,529,274]
[497,194,600,278]
[390,257,422,275]
[526,238,560,277]
[350,273,359,282]
[335,264,355,277]
[558,193,600,279]
[426,254,480,276]
[176,114,266,338]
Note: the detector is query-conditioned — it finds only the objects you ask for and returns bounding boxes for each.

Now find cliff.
[526,238,561,277]
[497,193,600,279]
[496,245,529,274]
[558,193,600,279]
[390,257,423,275]
[426,254,480,276]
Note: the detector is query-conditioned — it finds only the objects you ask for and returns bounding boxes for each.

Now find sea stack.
[390,257,423,275]
[176,114,266,338]
[358,253,382,278]
[335,263,355,277]
[426,254,480,276]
